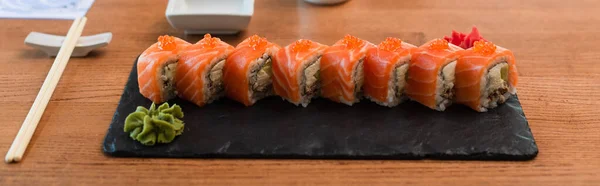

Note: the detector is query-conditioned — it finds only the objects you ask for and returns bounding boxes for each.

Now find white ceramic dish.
[166,0,254,35]
[24,32,112,57]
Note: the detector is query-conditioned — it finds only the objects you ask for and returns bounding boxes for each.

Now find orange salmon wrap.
[455,41,518,112]
[137,35,191,103]
[272,39,328,107]
[176,34,235,107]
[320,35,374,105]
[405,39,464,111]
[364,37,417,107]
[223,35,281,106]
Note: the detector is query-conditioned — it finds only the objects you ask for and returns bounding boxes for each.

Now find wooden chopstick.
[5,17,88,163]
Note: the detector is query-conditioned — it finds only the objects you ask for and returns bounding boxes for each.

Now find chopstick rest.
[25,31,111,57]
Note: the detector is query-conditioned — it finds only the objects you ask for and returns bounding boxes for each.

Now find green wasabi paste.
[124,102,184,146]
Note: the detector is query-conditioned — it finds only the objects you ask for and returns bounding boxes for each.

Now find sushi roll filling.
[206,59,226,102]
[302,57,321,97]
[249,54,273,100]
[393,63,409,102]
[160,61,178,100]
[296,56,321,107]
[436,61,456,110]
[480,62,510,110]
[353,58,365,99]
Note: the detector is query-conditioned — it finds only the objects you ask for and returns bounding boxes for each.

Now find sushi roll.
[364,37,417,107]
[175,34,235,107]
[320,35,374,105]
[405,39,463,111]
[272,39,328,107]
[137,35,191,103]
[223,35,281,106]
[454,41,518,112]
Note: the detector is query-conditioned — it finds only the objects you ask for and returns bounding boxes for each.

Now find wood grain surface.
[1,0,599,185]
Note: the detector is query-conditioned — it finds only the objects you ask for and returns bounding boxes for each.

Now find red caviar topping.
[341,34,363,49]
[379,37,402,52]
[472,40,497,55]
[291,39,312,52]
[247,35,267,50]
[199,34,218,48]
[427,39,449,50]
[158,35,177,51]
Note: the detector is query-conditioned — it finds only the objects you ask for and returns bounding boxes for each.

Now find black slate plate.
[102,59,538,160]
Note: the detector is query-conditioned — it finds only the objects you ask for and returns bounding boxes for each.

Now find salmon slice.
[272,39,328,107]
[455,41,518,112]
[364,37,416,107]
[223,35,281,106]
[175,34,235,107]
[137,35,190,103]
[405,39,463,111]
[320,35,374,105]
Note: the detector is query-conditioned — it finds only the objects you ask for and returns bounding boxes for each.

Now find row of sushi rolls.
[137,26,517,112]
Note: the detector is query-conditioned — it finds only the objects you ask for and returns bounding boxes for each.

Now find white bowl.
[166,0,254,35]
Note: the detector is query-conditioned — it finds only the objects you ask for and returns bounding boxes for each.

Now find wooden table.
[1,0,598,185]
